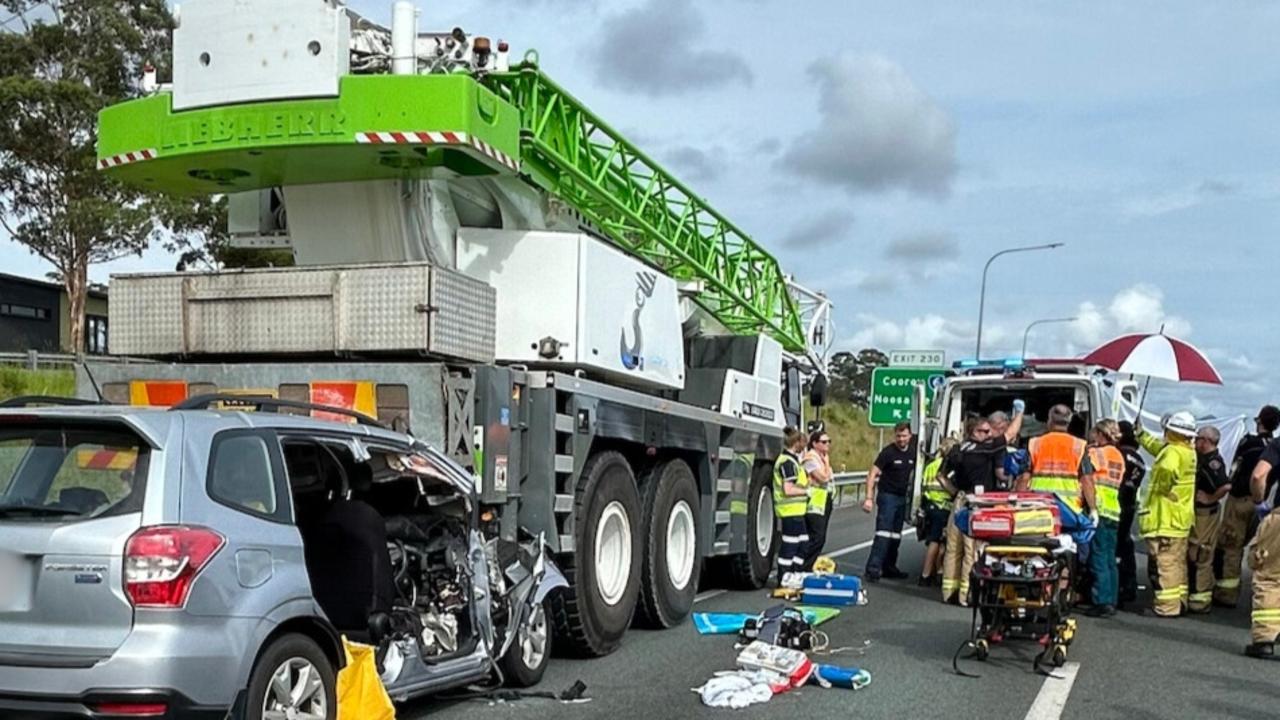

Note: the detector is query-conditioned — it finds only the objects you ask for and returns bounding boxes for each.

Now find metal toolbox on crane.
[108,263,496,362]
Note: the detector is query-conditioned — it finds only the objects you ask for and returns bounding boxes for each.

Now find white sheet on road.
[693,672,774,709]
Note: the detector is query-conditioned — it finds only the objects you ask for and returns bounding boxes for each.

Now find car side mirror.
[809,375,829,408]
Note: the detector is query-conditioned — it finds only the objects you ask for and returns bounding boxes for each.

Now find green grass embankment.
[809,400,883,474]
[0,366,75,401]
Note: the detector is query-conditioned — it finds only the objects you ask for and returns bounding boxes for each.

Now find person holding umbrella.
[1136,411,1198,618]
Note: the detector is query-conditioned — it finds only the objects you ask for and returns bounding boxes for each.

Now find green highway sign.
[868,367,947,427]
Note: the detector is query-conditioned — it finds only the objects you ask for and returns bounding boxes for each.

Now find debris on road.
[693,672,776,709]
[693,606,841,635]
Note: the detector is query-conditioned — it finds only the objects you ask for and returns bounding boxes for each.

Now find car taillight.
[93,702,168,716]
[124,526,225,608]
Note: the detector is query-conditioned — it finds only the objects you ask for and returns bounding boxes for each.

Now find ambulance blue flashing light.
[952,357,1025,370]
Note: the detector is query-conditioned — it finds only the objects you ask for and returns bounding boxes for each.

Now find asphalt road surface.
[403,505,1275,720]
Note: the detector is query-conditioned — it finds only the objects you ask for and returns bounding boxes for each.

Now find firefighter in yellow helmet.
[1136,411,1198,618]
[1245,435,1280,658]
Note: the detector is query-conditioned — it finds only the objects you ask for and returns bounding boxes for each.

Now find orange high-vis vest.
[1029,432,1087,510]
[1086,445,1126,521]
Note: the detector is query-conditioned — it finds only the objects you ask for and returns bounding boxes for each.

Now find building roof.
[0,271,108,299]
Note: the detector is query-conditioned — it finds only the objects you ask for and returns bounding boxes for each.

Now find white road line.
[1024,662,1080,720]
[827,539,874,558]
[694,537,876,605]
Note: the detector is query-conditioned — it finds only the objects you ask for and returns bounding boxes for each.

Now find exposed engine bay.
[382,514,472,660]
[291,439,565,690]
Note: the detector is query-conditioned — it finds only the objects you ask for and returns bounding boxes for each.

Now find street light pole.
[975,242,1065,359]
[1021,316,1078,359]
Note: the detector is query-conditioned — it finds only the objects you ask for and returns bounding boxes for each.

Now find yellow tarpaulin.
[337,638,396,720]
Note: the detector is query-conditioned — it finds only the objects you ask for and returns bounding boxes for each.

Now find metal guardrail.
[831,471,869,506]
[0,351,153,370]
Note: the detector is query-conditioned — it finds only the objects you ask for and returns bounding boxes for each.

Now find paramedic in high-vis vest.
[801,429,834,571]
[919,437,959,588]
[1137,412,1198,618]
[1022,404,1087,510]
[1245,436,1280,659]
[1081,420,1125,617]
[938,403,1025,605]
[773,427,811,585]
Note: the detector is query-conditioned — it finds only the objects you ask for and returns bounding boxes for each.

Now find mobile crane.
[90,0,833,659]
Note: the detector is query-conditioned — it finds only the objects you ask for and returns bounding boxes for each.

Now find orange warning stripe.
[76,448,138,471]
[129,381,189,407]
[309,382,377,424]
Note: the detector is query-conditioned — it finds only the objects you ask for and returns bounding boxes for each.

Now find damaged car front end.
[321,442,567,699]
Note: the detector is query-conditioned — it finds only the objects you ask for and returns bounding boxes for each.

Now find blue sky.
[3,0,1276,418]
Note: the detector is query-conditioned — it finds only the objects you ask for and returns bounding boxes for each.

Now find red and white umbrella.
[1082,333,1222,385]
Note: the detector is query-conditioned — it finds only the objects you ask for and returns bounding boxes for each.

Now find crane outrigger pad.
[97,74,522,194]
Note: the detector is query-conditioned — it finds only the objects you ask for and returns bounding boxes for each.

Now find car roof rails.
[0,395,106,408]
[172,394,389,430]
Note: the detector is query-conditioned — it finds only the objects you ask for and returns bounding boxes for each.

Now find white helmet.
[1163,411,1197,438]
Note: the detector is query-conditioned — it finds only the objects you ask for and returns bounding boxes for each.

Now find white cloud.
[842,282,1191,364]
[780,208,855,249]
[1120,178,1240,218]
[1222,353,1257,373]
[1062,284,1191,351]
[780,53,957,198]
[886,231,959,260]
[855,275,899,293]
[843,312,1005,357]
[1187,395,1212,418]
[664,145,725,183]
[591,0,753,97]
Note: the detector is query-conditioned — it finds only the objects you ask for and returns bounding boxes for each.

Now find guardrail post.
[26,350,38,371]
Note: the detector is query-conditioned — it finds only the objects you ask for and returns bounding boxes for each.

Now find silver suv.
[0,397,565,719]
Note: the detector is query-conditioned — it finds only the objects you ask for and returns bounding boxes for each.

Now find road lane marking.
[694,589,728,603]
[827,539,874,558]
[1024,661,1079,720]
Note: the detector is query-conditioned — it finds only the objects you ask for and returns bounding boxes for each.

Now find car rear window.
[0,424,150,522]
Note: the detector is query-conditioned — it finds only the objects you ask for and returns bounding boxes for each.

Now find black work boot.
[1244,642,1275,660]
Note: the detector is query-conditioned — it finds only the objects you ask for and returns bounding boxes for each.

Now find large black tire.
[729,464,777,589]
[499,600,553,687]
[550,451,643,657]
[245,634,337,720]
[636,459,702,628]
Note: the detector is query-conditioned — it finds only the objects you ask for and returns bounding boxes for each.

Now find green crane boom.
[97,67,807,351]
[483,65,805,351]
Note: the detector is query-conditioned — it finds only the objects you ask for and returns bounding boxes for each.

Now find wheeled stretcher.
[953,493,1078,674]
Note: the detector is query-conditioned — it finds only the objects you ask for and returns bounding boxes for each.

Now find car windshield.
[0,423,150,522]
